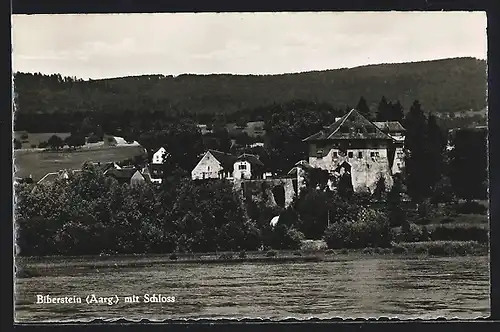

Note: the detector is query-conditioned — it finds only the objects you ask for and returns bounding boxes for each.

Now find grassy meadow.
[14,143,145,181]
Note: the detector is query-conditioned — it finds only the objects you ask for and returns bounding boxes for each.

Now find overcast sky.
[12,12,487,80]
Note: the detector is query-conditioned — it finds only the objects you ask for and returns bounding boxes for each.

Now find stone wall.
[391,146,405,175]
[308,143,394,193]
[233,178,296,209]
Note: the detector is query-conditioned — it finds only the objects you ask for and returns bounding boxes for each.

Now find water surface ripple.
[15,256,490,322]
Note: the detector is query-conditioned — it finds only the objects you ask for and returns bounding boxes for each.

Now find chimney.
[335,117,342,122]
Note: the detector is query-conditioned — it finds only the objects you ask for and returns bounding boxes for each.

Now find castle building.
[302,109,404,193]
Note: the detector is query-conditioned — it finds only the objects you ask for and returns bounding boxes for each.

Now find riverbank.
[16,241,488,278]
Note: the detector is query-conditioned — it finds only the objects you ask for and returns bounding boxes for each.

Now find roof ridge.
[302,110,351,142]
[362,113,395,140]
[326,108,356,139]
[208,149,234,156]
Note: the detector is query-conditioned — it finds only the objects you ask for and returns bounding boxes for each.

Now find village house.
[232,153,265,180]
[151,147,168,165]
[303,108,403,193]
[191,150,269,181]
[191,150,237,180]
[103,135,141,147]
[104,166,152,187]
[149,147,169,184]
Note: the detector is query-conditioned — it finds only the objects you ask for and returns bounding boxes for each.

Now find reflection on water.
[15,256,490,322]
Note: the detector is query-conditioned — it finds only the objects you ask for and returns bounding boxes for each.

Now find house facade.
[152,147,168,165]
[233,153,265,180]
[373,121,406,174]
[191,150,236,180]
[303,109,396,193]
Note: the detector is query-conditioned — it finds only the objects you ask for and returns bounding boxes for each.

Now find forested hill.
[14,57,486,117]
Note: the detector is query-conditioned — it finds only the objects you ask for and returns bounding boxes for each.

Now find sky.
[12,12,487,80]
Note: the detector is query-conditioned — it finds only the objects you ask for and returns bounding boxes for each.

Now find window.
[358,151,363,158]
[333,151,338,158]
[348,151,353,158]
[370,151,375,158]
[397,152,404,158]
[207,166,211,172]
[238,164,247,170]
[376,151,380,157]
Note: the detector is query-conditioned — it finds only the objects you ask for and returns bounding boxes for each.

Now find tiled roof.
[237,153,264,167]
[105,168,137,180]
[36,169,81,185]
[37,172,60,185]
[303,109,393,141]
[373,121,406,133]
[208,150,238,170]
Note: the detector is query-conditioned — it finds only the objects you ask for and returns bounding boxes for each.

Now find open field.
[14,145,145,181]
[14,132,71,149]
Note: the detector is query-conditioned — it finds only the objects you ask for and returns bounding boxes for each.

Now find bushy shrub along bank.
[323,209,392,249]
[391,241,487,256]
[393,223,488,243]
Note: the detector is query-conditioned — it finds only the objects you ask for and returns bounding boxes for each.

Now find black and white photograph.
[12,11,489,322]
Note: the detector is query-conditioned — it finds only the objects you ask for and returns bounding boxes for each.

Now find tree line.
[14,57,485,132]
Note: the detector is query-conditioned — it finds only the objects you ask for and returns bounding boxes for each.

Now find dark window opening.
[371,151,375,157]
[348,151,353,158]
[358,152,363,158]
[272,185,286,208]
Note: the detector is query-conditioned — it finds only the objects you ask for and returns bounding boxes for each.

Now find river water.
[15,256,490,322]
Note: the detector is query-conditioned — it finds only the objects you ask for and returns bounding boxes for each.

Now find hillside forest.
[13,57,489,256]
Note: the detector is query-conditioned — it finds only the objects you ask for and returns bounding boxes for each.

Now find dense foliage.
[15,164,261,256]
[14,57,486,133]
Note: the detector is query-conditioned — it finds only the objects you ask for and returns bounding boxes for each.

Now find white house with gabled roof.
[152,147,169,165]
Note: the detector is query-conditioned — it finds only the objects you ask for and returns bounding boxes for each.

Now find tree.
[80,117,95,136]
[404,100,430,203]
[169,180,257,252]
[376,96,390,121]
[449,128,488,201]
[390,100,404,123]
[337,172,354,199]
[264,100,341,174]
[47,134,64,150]
[65,133,86,148]
[387,175,406,228]
[426,113,446,191]
[87,134,100,143]
[356,96,371,119]
[214,128,231,153]
[373,176,387,200]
